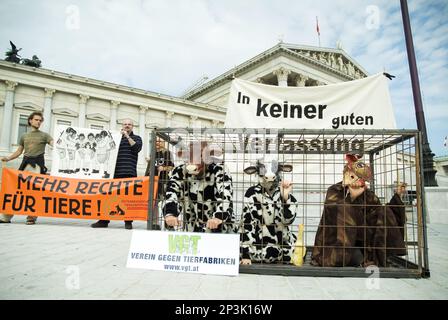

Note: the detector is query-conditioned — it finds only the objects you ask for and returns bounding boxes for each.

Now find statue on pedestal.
[337,54,344,71]
[347,62,355,76]
[329,53,336,68]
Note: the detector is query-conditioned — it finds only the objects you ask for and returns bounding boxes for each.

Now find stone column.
[110,100,119,131]
[139,106,148,161]
[296,75,309,87]
[166,111,174,127]
[78,94,89,128]
[42,88,55,133]
[190,115,199,128]
[273,67,291,87]
[0,81,18,151]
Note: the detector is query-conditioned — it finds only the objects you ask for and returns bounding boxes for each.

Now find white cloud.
[0,0,446,155]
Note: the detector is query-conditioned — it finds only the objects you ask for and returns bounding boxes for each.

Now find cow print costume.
[240,159,298,263]
[163,162,235,233]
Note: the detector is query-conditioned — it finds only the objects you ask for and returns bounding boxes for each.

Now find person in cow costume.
[311,154,407,267]
[240,158,298,265]
[162,141,235,233]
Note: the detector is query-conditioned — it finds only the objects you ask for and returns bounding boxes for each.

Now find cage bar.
[146,128,428,278]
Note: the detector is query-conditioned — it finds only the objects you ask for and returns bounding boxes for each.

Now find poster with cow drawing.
[51,125,121,179]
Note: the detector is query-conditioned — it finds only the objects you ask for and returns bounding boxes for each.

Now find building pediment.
[183,42,368,100]
[14,101,43,111]
[285,44,367,79]
[53,107,79,117]
[87,113,110,122]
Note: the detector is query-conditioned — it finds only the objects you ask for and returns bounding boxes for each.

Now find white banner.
[225,73,397,129]
[51,125,121,179]
[127,230,240,276]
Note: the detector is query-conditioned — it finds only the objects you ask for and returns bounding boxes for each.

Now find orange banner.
[0,168,158,221]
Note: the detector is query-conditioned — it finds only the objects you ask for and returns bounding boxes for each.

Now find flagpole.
[400,0,432,279]
[316,16,321,47]
[400,0,437,187]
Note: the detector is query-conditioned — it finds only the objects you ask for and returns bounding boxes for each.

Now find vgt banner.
[225,73,397,129]
[0,168,157,221]
[127,230,240,276]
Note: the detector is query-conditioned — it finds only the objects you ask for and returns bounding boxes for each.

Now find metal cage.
[146,128,429,278]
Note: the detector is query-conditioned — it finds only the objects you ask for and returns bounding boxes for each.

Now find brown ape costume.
[311,154,407,267]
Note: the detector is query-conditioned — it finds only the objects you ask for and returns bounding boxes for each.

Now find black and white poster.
[51,125,122,179]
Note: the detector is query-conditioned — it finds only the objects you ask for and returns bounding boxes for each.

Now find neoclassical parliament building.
[0,42,368,174]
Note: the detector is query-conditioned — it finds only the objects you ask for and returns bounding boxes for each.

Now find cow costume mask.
[176,141,222,177]
[243,159,292,195]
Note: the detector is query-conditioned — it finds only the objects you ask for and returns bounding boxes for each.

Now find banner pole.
[147,129,157,230]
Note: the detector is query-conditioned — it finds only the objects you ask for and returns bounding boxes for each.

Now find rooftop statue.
[21,55,42,68]
[5,41,21,63]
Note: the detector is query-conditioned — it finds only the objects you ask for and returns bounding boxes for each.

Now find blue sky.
[1,0,446,156]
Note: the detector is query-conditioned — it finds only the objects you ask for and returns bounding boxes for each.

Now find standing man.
[91,119,142,229]
[0,111,54,225]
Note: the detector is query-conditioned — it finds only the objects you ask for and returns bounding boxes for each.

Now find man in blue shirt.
[91,119,142,229]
